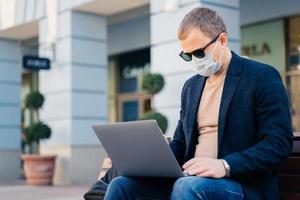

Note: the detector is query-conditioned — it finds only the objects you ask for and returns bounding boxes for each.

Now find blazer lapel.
[217,52,243,156]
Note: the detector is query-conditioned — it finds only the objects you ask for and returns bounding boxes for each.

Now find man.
[104,7,293,200]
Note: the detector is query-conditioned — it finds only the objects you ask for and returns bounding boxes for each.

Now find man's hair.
[177,7,227,40]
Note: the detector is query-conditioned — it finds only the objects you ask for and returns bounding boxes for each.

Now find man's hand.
[182,157,226,178]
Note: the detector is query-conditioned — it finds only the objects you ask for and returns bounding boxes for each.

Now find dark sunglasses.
[179,34,220,62]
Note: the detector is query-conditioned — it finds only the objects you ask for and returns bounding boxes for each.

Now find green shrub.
[142,73,165,95]
[141,111,168,134]
[24,121,51,144]
[25,91,44,109]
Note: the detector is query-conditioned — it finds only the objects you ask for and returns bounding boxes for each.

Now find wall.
[241,0,300,25]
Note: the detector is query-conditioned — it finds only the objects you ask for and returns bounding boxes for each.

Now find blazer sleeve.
[223,67,294,178]
[169,82,188,166]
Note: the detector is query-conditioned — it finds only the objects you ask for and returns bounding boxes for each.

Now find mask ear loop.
[212,37,225,63]
[218,44,225,65]
[209,38,219,58]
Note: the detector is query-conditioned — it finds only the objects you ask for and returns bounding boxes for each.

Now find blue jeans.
[104,176,244,200]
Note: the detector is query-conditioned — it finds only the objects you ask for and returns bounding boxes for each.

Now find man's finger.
[182,158,197,169]
[184,161,204,173]
[184,162,199,172]
[188,165,208,175]
[183,158,204,169]
[197,170,213,178]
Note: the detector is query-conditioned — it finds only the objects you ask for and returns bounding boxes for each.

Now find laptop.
[92,120,185,178]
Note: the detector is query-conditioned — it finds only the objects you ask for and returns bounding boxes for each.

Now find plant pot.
[21,154,56,186]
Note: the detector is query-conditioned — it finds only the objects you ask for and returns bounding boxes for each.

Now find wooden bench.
[98,135,300,199]
[277,135,300,200]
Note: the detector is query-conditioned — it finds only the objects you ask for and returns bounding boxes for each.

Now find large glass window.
[286,15,300,133]
[241,19,285,73]
[241,18,300,134]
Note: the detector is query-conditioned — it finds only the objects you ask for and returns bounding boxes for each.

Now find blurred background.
[0,0,299,193]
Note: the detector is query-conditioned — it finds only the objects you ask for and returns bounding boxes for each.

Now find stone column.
[39,10,108,184]
[0,39,22,182]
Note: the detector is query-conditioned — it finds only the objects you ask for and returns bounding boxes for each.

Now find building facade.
[0,0,298,185]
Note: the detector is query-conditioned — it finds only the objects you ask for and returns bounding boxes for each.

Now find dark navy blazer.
[169,51,293,200]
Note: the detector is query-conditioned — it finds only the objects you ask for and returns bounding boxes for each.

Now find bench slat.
[280,192,300,200]
[276,157,300,174]
[279,174,300,192]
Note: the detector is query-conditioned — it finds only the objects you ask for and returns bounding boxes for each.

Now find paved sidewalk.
[0,183,90,200]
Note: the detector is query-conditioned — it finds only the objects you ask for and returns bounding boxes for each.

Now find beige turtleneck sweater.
[194,63,228,159]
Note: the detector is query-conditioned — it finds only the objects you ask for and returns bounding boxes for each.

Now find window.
[286,15,300,133]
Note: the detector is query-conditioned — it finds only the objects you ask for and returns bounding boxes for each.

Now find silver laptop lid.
[93,120,184,178]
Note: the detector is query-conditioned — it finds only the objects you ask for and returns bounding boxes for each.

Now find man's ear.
[219,33,228,46]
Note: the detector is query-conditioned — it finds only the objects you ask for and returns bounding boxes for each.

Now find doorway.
[108,47,151,122]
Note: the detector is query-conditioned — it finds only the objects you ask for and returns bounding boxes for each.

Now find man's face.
[179,27,226,63]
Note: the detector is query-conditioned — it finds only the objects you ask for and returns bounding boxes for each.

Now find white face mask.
[191,41,224,77]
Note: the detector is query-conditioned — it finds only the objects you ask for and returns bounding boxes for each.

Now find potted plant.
[21,91,56,186]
